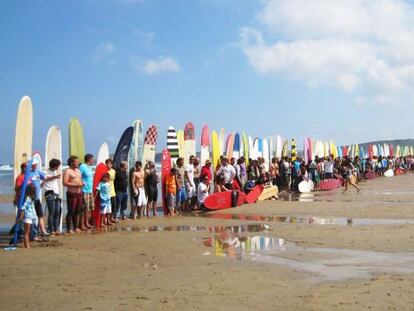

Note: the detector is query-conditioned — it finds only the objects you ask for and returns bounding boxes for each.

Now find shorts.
[82,193,94,212]
[100,200,111,214]
[23,218,34,224]
[147,187,158,202]
[167,193,176,209]
[176,188,186,204]
[132,187,147,206]
[34,199,43,218]
[185,186,195,199]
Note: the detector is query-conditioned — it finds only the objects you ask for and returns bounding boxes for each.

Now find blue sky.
[2,0,414,163]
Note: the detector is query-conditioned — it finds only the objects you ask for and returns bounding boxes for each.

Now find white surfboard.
[384,169,394,177]
[128,120,143,170]
[276,135,282,159]
[14,96,33,184]
[298,180,314,193]
[262,138,269,172]
[97,142,109,164]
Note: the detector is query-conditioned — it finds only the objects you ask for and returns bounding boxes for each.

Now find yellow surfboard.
[177,129,185,159]
[211,131,220,172]
[242,132,249,166]
[14,96,33,183]
[69,117,85,162]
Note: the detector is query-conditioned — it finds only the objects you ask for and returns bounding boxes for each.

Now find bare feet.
[75,228,82,233]
[68,230,75,234]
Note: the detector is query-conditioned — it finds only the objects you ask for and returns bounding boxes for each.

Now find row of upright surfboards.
[14,96,414,185]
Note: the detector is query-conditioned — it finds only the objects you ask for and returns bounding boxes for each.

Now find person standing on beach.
[175,158,186,213]
[144,161,159,217]
[105,159,117,224]
[114,161,128,220]
[44,159,62,235]
[184,155,196,211]
[63,156,83,233]
[197,175,210,210]
[165,167,178,215]
[200,159,212,183]
[217,157,236,190]
[342,159,361,193]
[29,158,49,236]
[132,161,147,218]
[79,154,94,230]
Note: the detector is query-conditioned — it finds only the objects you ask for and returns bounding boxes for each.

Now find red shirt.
[200,165,212,182]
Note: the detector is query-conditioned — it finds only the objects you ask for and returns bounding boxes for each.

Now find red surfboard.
[204,190,246,211]
[319,179,342,191]
[161,149,171,215]
[365,171,376,180]
[91,163,108,227]
[245,185,264,204]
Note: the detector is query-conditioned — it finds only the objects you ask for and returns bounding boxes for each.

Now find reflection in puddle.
[204,231,414,282]
[198,213,414,226]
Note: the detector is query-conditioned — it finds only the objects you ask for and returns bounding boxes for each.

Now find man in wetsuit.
[144,161,159,217]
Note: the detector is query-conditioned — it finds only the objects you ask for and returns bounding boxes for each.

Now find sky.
[2,0,414,163]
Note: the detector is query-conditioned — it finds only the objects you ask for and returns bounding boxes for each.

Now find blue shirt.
[30,169,45,200]
[96,182,111,202]
[79,164,93,194]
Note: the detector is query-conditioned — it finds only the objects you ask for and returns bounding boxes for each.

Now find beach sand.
[1,174,414,310]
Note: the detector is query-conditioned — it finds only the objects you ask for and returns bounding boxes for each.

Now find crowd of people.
[13,150,414,248]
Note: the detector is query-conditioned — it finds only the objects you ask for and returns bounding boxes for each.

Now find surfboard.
[258,185,278,201]
[233,133,240,160]
[211,131,220,172]
[91,163,108,227]
[142,125,158,167]
[69,117,85,163]
[113,126,134,169]
[269,137,274,160]
[318,179,342,191]
[262,138,269,172]
[167,126,179,165]
[200,125,210,166]
[204,190,246,211]
[219,128,226,156]
[14,96,33,184]
[384,169,394,177]
[291,139,297,161]
[97,143,109,164]
[365,171,376,180]
[276,135,282,159]
[304,138,309,163]
[177,129,185,159]
[45,126,63,231]
[248,136,254,160]
[226,133,235,161]
[245,185,264,204]
[161,149,171,215]
[184,122,196,164]
[128,120,143,170]
[298,180,314,193]
[242,132,249,165]
[282,140,288,158]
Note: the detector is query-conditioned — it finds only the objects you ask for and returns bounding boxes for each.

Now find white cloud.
[93,42,116,64]
[142,57,180,75]
[240,0,414,104]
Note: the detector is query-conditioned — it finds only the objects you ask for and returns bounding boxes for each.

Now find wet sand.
[1,174,414,310]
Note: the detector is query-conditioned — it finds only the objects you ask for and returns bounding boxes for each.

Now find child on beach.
[95,173,112,227]
[19,185,37,248]
[165,168,178,215]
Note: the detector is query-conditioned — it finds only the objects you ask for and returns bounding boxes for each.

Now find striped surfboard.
[167,126,179,164]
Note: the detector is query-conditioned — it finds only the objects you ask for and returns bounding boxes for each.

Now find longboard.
[128,120,143,170]
[245,185,264,204]
[211,131,220,172]
[142,125,158,167]
[200,125,210,165]
[319,179,342,191]
[161,149,171,215]
[365,171,376,180]
[177,129,185,159]
[69,117,85,162]
[384,169,394,177]
[298,180,314,193]
[92,163,108,227]
[204,190,246,211]
[14,96,33,185]
[113,126,134,169]
[45,126,63,231]
[184,122,196,164]
[97,142,109,164]
[167,126,179,165]
[232,133,240,160]
[258,185,278,201]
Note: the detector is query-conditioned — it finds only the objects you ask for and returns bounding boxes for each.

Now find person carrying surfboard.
[63,156,83,234]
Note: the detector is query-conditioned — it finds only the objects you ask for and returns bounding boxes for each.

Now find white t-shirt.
[184,164,195,187]
[197,182,209,205]
[218,164,236,183]
[324,161,334,173]
[44,169,60,195]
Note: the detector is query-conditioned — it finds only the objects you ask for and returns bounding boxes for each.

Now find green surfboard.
[69,117,85,162]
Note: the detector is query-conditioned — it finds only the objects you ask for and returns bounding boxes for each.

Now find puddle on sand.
[198,213,414,226]
[92,224,271,234]
[203,231,414,282]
